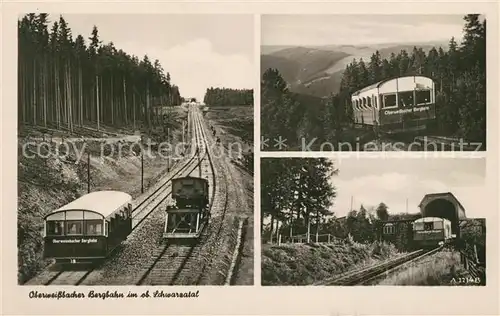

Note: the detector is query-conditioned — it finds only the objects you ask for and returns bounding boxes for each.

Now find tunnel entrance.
[423,198,459,234]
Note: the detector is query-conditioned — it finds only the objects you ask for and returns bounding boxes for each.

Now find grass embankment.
[377,250,479,286]
[204,105,253,151]
[204,105,253,173]
[18,109,187,284]
[261,240,398,285]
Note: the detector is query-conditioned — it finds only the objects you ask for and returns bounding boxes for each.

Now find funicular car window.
[399,91,414,107]
[66,220,83,235]
[47,221,64,236]
[416,90,431,104]
[424,222,434,230]
[414,222,424,230]
[85,220,103,235]
[383,94,397,108]
[367,97,372,107]
[434,221,443,229]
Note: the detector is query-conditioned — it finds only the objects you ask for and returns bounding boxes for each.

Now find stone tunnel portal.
[423,198,459,235]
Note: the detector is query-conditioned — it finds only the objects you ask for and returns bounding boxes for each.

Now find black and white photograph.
[18,14,254,286]
[260,14,487,152]
[261,157,486,286]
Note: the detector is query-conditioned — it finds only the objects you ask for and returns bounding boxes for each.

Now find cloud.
[117,38,253,101]
[263,16,464,46]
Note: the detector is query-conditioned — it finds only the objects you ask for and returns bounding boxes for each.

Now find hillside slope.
[262,240,398,285]
[261,46,349,90]
[261,41,448,97]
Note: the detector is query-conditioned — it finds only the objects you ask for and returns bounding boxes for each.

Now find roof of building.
[51,191,132,218]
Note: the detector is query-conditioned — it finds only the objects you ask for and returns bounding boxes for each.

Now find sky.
[262,15,470,46]
[54,14,254,101]
[331,157,487,218]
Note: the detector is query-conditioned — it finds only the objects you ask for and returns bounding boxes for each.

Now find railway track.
[135,107,229,286]
[43,269,94,286]
[316,246,442,286]
[130,106,198,222]
[28,106,213,286]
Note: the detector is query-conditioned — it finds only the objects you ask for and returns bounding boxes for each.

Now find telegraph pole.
[307,218,311,243]
[316,216,320,243]
[141,135,144,194]
[198,148,202,178]
[87,151,91,193]
[182,120,186,151]
[167,128,171,172]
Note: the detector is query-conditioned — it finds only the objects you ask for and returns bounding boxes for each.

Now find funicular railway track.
[135,109,230,286]
[28,106,221,286]
[316,246,443,286]
[130,108,201,227]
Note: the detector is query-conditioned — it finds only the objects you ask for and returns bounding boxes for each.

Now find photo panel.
[261,156,487,286]
[260,14,487,152]
[17,13,254,286]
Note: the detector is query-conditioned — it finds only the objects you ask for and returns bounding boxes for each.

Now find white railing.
[266,233,342,245]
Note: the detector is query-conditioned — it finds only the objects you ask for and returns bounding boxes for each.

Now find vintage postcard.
[16,13,254,287]
[1,1,499,316]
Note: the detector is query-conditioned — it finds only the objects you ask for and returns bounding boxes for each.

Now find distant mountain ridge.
[261,40,449,97]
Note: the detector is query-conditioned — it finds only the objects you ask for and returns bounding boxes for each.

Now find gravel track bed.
[49,271,89,285]
[138,244,194,285]
[24,268,61,285]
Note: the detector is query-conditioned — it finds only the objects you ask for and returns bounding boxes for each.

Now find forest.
[261,15,486,148]
[261,158,337,242]
[203,87,253,107]
[18,14,183,133]
[260,158,425,244]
